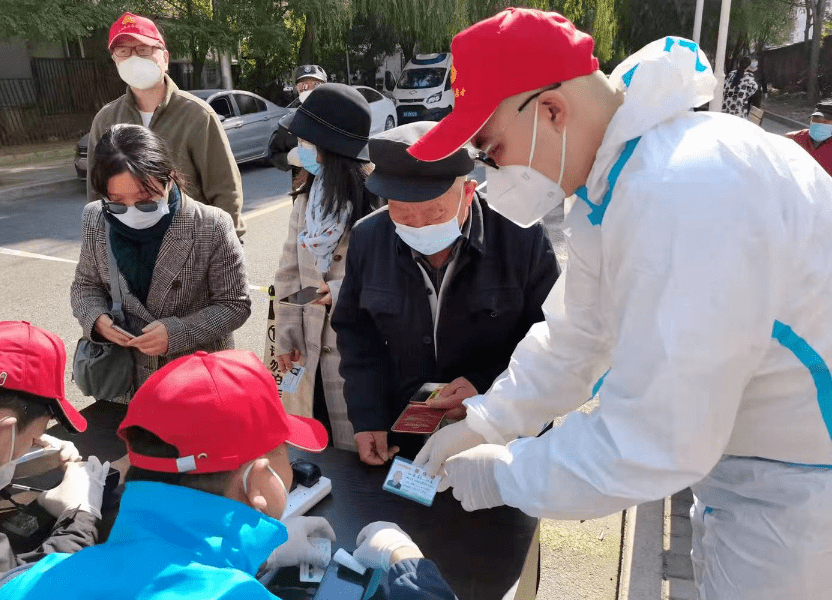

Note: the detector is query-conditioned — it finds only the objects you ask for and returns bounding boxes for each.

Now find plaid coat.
[274,192,355,450]
[70,195,251,391]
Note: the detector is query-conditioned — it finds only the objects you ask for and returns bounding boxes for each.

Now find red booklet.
[391,404,447,434]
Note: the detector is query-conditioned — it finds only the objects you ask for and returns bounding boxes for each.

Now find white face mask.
[242,462,289,520]
[112,190,171,230]
[394,186,465,256]
[0,418,18,489]
[117,55,164,90]
[485,101,567,227]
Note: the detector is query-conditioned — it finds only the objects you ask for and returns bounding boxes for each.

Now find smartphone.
[408,382,447,404]
[279,286,325,306]
[110,324,135,339]
[312,561,372,600]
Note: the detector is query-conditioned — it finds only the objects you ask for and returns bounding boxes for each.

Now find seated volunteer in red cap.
[0,350,459,600]
[71,125,250,396]
[411,8,832,600]
[0,322,109,575]
[273,84,382,451]
[87,12,244,238]
[785,98,832,176]
[331,121,558,465]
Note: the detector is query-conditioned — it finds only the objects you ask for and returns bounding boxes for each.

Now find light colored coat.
[70,195,251,391]
[274,192,355,450]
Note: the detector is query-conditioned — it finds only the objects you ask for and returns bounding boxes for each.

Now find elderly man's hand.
[354,431,399,465]
[425,377,477,419]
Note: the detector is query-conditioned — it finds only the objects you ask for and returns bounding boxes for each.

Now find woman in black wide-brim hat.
[272,83,381,450]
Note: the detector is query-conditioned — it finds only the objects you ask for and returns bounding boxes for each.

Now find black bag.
[71,221,134,400]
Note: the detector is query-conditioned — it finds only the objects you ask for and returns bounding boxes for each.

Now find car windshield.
[397,68,446,89]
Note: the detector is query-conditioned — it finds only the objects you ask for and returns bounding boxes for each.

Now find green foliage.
[0,0,123,41]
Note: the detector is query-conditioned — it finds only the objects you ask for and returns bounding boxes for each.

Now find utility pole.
[693,0,705,43]
[709,0,733,111]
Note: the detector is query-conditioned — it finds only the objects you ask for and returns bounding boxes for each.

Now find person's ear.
[162,49,170,71]
[240,458,286,516]
[464,180,478,203]
[539,89,568,133]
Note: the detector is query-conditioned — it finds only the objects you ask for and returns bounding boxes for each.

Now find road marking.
[243,197,292,221]
[0,247,78,264]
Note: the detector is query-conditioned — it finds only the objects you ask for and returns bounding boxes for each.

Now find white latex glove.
[265,516,336,569]
[13,434,82,478]
[439,444,512,512]
[353,522,421,572]
[37,456,109,519]
[413,420,486,478]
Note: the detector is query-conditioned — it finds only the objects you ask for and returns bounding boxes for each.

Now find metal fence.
[0,58,124,146]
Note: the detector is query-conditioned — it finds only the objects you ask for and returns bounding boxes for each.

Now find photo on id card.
[383,456,440,507]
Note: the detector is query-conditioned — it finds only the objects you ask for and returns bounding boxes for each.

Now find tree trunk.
[298,12,316,64]
[807,0,827,104]
[805,0,813,46]
[192,51,206,89]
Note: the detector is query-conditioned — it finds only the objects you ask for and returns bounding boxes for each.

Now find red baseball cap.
[408,8,599,162]
[118,350,328,474]
[0,321,87,433]
[108,12,165,50]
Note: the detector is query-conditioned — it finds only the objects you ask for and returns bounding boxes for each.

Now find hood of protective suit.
[586,37,717,197]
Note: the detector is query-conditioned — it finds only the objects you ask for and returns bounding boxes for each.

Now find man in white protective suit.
[409,8,832,600]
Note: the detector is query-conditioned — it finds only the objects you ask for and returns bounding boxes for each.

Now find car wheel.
[385,116,395,130]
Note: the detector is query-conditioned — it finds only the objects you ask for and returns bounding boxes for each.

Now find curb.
[618,500,665,599]
[762,110,806,131]
[0,177,85,201]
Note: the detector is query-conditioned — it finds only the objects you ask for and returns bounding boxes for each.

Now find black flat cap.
[811,99,832,119]
[279,83,370,161]
[365,121,474,202]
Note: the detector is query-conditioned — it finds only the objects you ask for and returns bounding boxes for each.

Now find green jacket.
[87,75,245,237]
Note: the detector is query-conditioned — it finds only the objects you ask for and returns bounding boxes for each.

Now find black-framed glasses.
[102,199,161,214]
[475,82,562,170]
[112,45,162,58]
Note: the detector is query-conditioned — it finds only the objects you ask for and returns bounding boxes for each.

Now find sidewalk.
[0,141,83,201]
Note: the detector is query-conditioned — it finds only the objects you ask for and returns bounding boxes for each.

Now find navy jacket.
[331,194,559,444]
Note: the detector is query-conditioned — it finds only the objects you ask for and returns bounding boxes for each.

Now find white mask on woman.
[485,100,567,228]
[117,56,164,90]
[112,189,171,230]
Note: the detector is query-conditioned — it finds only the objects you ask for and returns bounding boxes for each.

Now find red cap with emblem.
[108,12,166,50]
[117,350,328,474]
[0,321,87,433]
[408,7,598,162]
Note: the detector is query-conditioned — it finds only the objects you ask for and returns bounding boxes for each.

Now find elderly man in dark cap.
[786,99,832,176]
[331,121,559,465]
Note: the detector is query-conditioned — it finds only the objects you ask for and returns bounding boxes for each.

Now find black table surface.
[18,401,537,600]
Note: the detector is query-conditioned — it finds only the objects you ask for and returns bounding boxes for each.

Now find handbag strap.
[103,221,126,325]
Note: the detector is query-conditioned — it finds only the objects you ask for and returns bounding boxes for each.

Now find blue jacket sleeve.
[385,558,458,600]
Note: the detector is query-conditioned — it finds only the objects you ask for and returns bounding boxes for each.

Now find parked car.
[269,84,397,172]
[74,89,289,178]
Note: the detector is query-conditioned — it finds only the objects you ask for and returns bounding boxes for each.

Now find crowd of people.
[2,6,832,600]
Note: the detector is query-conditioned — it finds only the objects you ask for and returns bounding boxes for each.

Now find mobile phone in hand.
[110,324,135,339]
[279,286,325,306]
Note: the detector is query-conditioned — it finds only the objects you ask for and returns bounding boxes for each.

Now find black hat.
[279,83,371,161]
[811,99,832,120]
[294,64,327,84]
[365,121,474,202]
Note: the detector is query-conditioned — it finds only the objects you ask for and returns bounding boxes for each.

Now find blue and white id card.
[278,365,306,394]
[383,457,440,507]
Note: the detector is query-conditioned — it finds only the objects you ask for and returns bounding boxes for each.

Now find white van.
[375,51,404,99]
[392,53,454,125]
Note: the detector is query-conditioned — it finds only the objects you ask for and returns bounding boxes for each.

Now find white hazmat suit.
[454,38,832,598]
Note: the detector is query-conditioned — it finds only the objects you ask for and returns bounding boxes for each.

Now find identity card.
[383,456,440,507]
[278,365,306,394]
[299,537,331,583]
[407,382,446,404]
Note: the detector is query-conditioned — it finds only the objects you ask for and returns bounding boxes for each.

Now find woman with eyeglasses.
[70,124,251,398]
[273,83,381,450]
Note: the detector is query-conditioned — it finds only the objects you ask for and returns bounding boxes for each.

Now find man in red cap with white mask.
[1,349,460,599]
[0,321,109,574]
[413,8,832,600]
[87,12,245,238]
